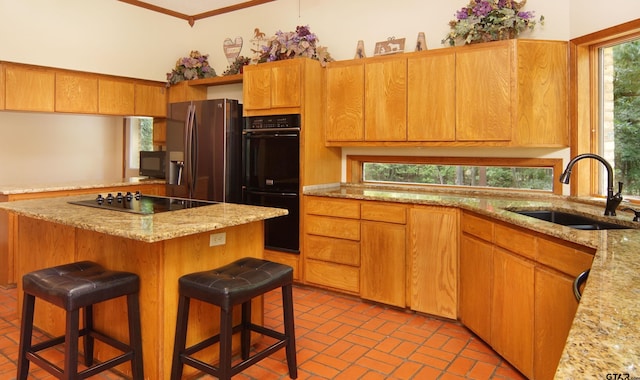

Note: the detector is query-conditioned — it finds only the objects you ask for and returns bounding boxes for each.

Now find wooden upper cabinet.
[456,42,513,141]
[55,72,98,114]
[364,55,407,141]
[134,82,167,117]
[167,81,207,103]
[407,50,456,141]
[243,59,302,111]
[325,60,364,142]
[5,64,55,112]
[0,63,5,109]
[98,78,134,115]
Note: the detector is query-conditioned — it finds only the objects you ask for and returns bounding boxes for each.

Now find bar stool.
[170,257,297,380]
[17,261,144,380]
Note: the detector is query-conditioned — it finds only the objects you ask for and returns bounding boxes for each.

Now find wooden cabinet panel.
[407,50,456,141]
[167,81,207,103]
[305,259,359,293]
[305,235,360,266]
[5,65,55,112]
[305,214,360,241]
[0,63,6,109]
[534,266,579,380]
[305,196,360,219]
[494,222,536,260]
[98,78,134,115]
[364,56,407,141]
[55,72,98,113]
[243,59,301,111]
[492,248,534,378]
[537,237,594,277]
[360,220,406,307]
[456,43,512,141]
[409,207,458,319]
[134,83,166,117]
[361,202,406,224]
[461,212,494,242]
[459,234,493,342]
[325,60,364,142]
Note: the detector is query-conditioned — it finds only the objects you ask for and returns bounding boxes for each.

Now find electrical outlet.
[209,232,226,247]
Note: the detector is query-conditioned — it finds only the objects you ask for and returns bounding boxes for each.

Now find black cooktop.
[69,192,217,215]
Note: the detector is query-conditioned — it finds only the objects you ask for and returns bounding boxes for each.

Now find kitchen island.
[304,184,640,379]
[0,194,287,379]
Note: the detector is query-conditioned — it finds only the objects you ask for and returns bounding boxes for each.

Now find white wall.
[0,0,637,186]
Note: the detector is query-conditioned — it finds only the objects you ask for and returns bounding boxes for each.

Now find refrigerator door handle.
[183,105,192,192]
[191,105,198,198]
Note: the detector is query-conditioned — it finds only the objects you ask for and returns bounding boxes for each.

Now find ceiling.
[118,0,275,25]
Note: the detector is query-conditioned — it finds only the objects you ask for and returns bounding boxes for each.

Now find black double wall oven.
[242,114,301,253]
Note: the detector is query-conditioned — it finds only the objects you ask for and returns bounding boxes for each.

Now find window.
[349,156,563,194]
[572,19,640,201]
[600,39,640,197]
[124,117,153,177]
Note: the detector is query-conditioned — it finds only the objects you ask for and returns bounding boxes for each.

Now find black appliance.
[166,99,243,203]
[69,192,217,215]
[139,150,166,179]
[243,114,301,253]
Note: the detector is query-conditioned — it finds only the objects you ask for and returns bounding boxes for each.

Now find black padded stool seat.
[17,261,144,380]
[171,257,297,380]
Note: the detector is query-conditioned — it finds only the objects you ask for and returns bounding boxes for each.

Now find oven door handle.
[245,190,298,197]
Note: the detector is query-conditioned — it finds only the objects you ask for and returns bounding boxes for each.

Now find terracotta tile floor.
[0,284,526,379]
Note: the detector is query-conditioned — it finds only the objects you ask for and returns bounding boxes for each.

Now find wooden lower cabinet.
[492,247,534,378]
[459,234,493,342]
[409,206,458,319]
[360,220,406,307]
[460,211,594,379]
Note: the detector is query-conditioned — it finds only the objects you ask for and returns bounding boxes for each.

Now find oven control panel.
[244,114,301,130]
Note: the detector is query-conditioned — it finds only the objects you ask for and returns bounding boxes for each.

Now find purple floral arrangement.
[442,0,543,46]
[255,25,333,66]
[166,50,216,87]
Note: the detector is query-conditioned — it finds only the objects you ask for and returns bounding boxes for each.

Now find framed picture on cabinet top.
[374,37,405,56]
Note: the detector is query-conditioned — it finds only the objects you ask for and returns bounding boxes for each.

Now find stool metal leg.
[64,309,81,380]
[170,295,190,380]
[241,301,251,360]
[218,306,234,380]
[17,293,35,380]
[282,284,298,379]
[127,293,144,380]
[83,305,94,367]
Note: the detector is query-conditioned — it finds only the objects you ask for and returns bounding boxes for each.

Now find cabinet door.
[360,220,406,307]
[55,72,98,114]
[0,63,5,109]
[407,51,456,141]
[134,83,167,117]
[98,78,134,115]
[365,56,407,141]
[492,247,534,378]
[534,266,579,380]
[242,64,271,110]
[270,60,301,109]
[409,207,458,318]
[459,234,493,343]
[456,42,512,141]
[325,61,364,142]
[5,65,55,112]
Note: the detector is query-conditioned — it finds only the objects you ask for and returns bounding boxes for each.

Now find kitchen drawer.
[305,197,360,219]
[361,202,406,224]
[304,259,360,293]
[461,212,494,242]
[305,235,360,266]
[537,238,594,277]
[494,223,537,260]
[305,214,360,240]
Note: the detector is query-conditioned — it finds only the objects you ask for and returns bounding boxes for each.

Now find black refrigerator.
[166,99,243,203]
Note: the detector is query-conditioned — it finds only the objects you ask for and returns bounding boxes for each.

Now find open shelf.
[187,74,243,86]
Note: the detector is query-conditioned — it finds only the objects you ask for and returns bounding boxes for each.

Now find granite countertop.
[304,184,640,379]
[0,177,164,195]
[0,194,287,243]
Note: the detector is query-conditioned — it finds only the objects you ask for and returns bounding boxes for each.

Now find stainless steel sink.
[510,209,632,230]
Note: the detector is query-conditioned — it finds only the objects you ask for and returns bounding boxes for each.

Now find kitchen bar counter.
[0,194,287,242]
[0,195,287,379]
[304,184,639,379]
[0,177,164,195]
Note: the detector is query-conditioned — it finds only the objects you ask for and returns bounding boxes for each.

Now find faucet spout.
[559,153,623,216]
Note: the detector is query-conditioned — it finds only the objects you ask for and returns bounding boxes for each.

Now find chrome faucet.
[559,153,623,216]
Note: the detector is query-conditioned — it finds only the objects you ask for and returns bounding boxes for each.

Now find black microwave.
[139,151,166,179]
